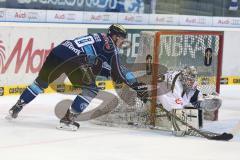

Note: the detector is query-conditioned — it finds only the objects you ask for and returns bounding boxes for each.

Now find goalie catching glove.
[201,96,222,112]
[199,92,222,111]
[131,82,149,103]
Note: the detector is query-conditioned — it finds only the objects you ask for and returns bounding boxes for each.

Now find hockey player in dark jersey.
[6,24,148,131]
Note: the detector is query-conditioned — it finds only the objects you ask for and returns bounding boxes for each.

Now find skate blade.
[5,114,14,121]
[56,123,79,131]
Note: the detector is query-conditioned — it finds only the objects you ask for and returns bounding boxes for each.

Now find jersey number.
[74,36,94,48]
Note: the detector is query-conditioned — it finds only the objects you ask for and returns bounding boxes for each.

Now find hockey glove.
[131,82,149,103]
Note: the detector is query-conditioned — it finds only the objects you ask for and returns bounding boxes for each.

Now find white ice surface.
[0,85,239,160]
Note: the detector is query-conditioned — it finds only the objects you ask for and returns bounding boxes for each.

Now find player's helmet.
[180,66,198,89]
[108,24,127,38]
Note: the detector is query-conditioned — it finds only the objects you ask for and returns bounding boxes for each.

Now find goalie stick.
[156,104,233,141]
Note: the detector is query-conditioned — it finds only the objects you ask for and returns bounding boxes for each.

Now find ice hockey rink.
[0,85,239,160]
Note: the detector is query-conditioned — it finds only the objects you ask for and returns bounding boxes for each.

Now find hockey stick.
[156,104,233,141]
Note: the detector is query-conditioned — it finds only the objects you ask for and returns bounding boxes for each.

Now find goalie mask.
[180,66,198,90]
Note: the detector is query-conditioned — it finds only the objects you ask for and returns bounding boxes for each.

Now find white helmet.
[180,66,198,89]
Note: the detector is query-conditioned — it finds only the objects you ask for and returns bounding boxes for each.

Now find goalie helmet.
[180,66,198,90]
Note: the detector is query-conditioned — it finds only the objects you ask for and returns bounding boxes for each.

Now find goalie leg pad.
[171,108,203,135]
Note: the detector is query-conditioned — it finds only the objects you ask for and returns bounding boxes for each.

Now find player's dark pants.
[36,46,90,89]
[18,45,99,114]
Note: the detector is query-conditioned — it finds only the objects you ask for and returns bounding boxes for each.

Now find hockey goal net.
[92,30,223,128]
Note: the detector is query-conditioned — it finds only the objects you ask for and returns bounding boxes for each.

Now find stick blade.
[209,132,233,141]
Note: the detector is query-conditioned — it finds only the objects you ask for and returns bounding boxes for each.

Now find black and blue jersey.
[52,32,137,87]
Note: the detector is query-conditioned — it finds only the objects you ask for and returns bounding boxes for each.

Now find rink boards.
[1,23,240,96]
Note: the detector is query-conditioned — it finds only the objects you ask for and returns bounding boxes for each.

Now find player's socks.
[6,81,44,120]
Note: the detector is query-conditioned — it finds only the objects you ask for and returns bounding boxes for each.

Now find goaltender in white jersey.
[157,66,222,112]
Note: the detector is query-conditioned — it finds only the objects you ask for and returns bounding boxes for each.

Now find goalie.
[157,66,222,112]
[156,66,222,135]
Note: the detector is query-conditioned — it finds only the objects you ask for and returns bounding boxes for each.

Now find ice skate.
[5,100,24,120]
[57,109,80,131]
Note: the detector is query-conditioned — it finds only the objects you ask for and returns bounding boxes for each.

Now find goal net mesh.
[91,30,223,128]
